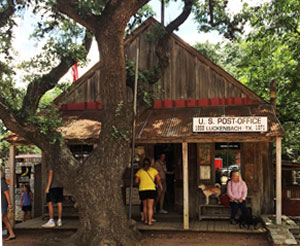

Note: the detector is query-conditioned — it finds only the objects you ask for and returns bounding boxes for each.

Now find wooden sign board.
[193,117,268,132]
[126,187,140,205]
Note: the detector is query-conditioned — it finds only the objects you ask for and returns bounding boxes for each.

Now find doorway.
[154,143,182,212]
[214,143,241,185]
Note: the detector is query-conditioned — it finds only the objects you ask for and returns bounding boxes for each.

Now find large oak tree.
[0,0,250,245]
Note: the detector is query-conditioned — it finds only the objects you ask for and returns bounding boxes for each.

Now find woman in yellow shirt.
[135,158,162,225]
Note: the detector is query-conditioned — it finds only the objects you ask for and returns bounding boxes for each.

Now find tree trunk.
[46,106,139,246]
[51,25,138,245]
[70,108,139,245]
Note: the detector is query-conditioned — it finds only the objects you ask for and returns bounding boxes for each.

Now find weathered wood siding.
[125,26,251,101]
[242,142,273,215]
[59,20,259,105]
[188,143,198,218]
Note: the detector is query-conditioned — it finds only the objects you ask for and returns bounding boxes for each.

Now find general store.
[5,18,284,229]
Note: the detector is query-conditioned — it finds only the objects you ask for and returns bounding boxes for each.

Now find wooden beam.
[9,145,15,227]
[182,142,189,229]
[276,137,282,224]
[135,136,275,144]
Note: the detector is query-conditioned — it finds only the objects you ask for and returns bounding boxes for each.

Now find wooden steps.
[43,202,78,220]
[198,204,231,221]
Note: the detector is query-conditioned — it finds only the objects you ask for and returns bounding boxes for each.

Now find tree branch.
[0,0,15,29]
[95,0,150,37]
[149,0,194,82]
[207,0,241,40]
[20,31,93,120]
[0,96,46,148]
[56,0,99,33]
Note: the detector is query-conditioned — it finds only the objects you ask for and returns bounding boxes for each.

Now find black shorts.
[139,190,157,200]
[46,187,64,204]
[22,205,32,212]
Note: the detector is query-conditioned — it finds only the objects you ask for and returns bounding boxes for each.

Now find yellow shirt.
[135,167,158,191]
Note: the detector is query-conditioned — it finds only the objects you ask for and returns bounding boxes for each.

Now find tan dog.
[198,184,221,205]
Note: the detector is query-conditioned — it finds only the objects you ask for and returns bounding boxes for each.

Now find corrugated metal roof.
[4,104,284,145]
[135,104,284,141]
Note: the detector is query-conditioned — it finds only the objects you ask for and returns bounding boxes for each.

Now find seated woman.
[135,158,162,225]
[227,170,248,224]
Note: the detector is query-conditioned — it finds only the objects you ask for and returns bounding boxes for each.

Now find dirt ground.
[3,230,270,246]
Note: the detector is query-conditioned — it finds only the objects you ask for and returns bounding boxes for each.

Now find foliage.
[0,120,41,162]
[126,4,155,36]
[126,59,160,106]
[194,0,300,162]
[193,0,250,40]
[145,24,168,45]
[194,41,221,63]
[1,1,280,244]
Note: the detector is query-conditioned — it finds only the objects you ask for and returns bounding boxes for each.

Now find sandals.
[143,218,156,225]
[5,236,16,241]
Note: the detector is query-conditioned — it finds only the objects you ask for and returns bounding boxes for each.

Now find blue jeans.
[230,201,247,220]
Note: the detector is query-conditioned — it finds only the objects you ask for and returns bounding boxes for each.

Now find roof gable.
[55,17,266,106]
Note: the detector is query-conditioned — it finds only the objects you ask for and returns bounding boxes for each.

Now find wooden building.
[5,18,284,228]
[281,161,300,216]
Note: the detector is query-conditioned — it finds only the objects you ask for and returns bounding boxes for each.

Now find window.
[215,143,241,185]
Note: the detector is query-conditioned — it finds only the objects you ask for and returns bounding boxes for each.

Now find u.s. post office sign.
[193,117,268,132]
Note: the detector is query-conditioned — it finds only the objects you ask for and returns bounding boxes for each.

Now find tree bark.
[53,1,151,245]
[1,1,192,245]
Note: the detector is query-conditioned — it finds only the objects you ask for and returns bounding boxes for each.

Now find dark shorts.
[2,202,7,215]
[22,205,32,212]
[46,187,64,204]
[139,190,157,200]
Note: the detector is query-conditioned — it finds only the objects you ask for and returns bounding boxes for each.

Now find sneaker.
[57,219,62,227]
[230,219,237,225]
[159,209,168,214]
[42,220,55,228]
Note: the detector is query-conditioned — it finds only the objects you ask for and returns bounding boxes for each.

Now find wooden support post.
[41,152,47,217]
[276,137,282,225]
[182,142,189,229]
[9,145,15,227]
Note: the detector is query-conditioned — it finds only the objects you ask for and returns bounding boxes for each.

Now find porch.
[14,216,266,234]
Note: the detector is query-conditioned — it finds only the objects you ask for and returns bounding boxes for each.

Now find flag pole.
[129,39,139,219]
[161,0,165,26]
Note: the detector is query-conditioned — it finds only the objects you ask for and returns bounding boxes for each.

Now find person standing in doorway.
[155,153,173,214]
[135,158,162,225]
[1,172,16,241]
[20,184,33,221]
[42,164,64,228]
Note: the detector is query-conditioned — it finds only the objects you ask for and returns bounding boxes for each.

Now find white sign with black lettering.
[193,117,268,132]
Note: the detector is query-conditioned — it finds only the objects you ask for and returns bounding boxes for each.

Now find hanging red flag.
[71,62,79,83]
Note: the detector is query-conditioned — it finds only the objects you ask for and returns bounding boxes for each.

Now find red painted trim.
[245,98,253,104]
[186,99,197,107]
[153,100,163,109]
[219,98,226,105]
[60,102,102,111]
[226,98,234,105]
[163,100,173,108]
[174,100,186,107]
[197,99,210,106]
[67,103,85,110]
[210,98,220,106]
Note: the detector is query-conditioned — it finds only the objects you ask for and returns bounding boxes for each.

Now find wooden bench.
[198,197,252,221]
[198,204,231,221]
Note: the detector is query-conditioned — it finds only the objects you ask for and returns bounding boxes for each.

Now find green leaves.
[193,0,249,40]
[194,0,300,162]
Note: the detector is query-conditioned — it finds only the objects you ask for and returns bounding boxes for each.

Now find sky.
[12,0,265,85]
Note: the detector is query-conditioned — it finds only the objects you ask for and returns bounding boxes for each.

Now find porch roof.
[135,104,284,143]
[4,104,284,145]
